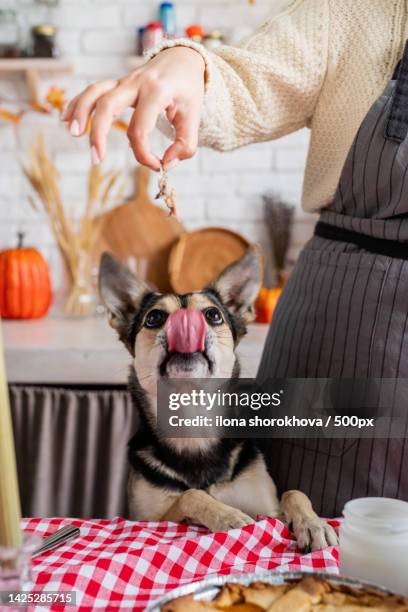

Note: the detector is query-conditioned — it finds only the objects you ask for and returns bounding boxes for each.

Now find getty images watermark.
[157,378,408,439]
[168,388,283,411]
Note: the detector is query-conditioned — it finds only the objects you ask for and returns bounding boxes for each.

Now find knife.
[32,525,80,558]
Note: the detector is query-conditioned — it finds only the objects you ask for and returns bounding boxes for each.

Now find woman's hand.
[61,47,206,170]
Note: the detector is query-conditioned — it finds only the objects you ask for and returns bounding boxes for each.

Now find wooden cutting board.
[169,227,250,293]
[94,166,184,292]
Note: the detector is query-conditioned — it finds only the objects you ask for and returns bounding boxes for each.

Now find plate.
[168,228,250,293]
[147,571,396,611]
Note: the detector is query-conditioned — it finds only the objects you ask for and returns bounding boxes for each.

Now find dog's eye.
[204,307,223,326]
[145,309,167,329]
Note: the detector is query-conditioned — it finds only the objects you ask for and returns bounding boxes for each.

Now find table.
[4,318,270,384]
[23,517,339,611]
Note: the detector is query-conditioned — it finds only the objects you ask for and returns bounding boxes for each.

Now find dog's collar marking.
[129,446,190,492]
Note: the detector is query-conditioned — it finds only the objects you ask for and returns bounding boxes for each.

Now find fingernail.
[164,158,179,171]
[91,146,101,165]
[70,120,81,137]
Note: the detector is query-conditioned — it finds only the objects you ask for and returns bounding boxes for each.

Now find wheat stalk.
[22,133,123,316]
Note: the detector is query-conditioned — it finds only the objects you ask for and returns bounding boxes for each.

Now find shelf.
[0,58,74,103]
[127,56,146,70]
[0,58,73,72]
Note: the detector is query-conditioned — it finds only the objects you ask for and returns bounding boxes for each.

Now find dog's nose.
[165,309,206,353]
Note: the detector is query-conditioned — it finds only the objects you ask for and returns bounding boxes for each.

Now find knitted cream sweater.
[156,0,408,212]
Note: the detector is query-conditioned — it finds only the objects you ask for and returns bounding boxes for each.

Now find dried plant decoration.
[156,163,177,216]
[263,194,295,287]
[22,133,124,317]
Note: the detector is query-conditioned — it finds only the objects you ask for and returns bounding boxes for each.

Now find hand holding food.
[61,47,206,170]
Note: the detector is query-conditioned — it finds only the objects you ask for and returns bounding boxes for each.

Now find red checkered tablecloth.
[22,517,340,611]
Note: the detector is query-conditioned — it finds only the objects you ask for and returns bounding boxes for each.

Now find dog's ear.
[210,246,263,324]
[99,252,151,345]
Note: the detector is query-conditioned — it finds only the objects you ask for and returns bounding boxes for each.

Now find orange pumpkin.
[0,234,52,319]
[255,287,282,323]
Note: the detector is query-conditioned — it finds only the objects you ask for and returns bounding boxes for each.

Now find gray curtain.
[10,385,139,519]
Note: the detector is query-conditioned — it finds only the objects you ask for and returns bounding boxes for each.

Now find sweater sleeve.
[150,0,329,151]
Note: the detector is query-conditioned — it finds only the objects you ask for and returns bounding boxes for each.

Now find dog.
[99,248,338,551]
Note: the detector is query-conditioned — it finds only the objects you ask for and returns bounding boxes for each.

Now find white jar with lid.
[339,497,408,595]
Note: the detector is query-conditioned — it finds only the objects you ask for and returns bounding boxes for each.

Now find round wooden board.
[169,228,250,293]
[93,166,184,292]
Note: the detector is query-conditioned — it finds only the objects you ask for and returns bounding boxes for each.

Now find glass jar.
[31,24,58,58]
[203,31,223,51]
[136,26,145,56]
[64,249,96,318]
[0,534,40,612]
[0,9,19,58]
[185,24,205,44]
[339,497,408,595]
[159,2,177,38]
[142,22,164,52]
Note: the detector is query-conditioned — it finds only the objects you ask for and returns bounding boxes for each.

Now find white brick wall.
[0,0,313,296]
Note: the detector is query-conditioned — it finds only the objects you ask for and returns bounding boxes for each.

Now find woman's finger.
[60,94,80,123]
[90,81,143,163]
[127,89,169,170]
[66,80,118,137]
[162,106,201,167]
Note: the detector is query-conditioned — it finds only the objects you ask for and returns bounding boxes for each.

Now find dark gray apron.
[258,43,408,517]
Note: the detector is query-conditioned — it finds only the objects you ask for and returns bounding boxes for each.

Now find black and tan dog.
[99,249,337,551]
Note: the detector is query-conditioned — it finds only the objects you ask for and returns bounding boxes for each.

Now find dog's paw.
[210,508,255,532]
[292,516,338,552]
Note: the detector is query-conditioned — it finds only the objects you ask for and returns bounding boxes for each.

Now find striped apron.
[258,43,408,517]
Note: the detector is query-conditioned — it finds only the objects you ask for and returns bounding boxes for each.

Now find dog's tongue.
[165,309,206,354]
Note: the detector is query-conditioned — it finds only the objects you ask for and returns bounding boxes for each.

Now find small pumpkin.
[255,287,282,323]
[0,233,52,319]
